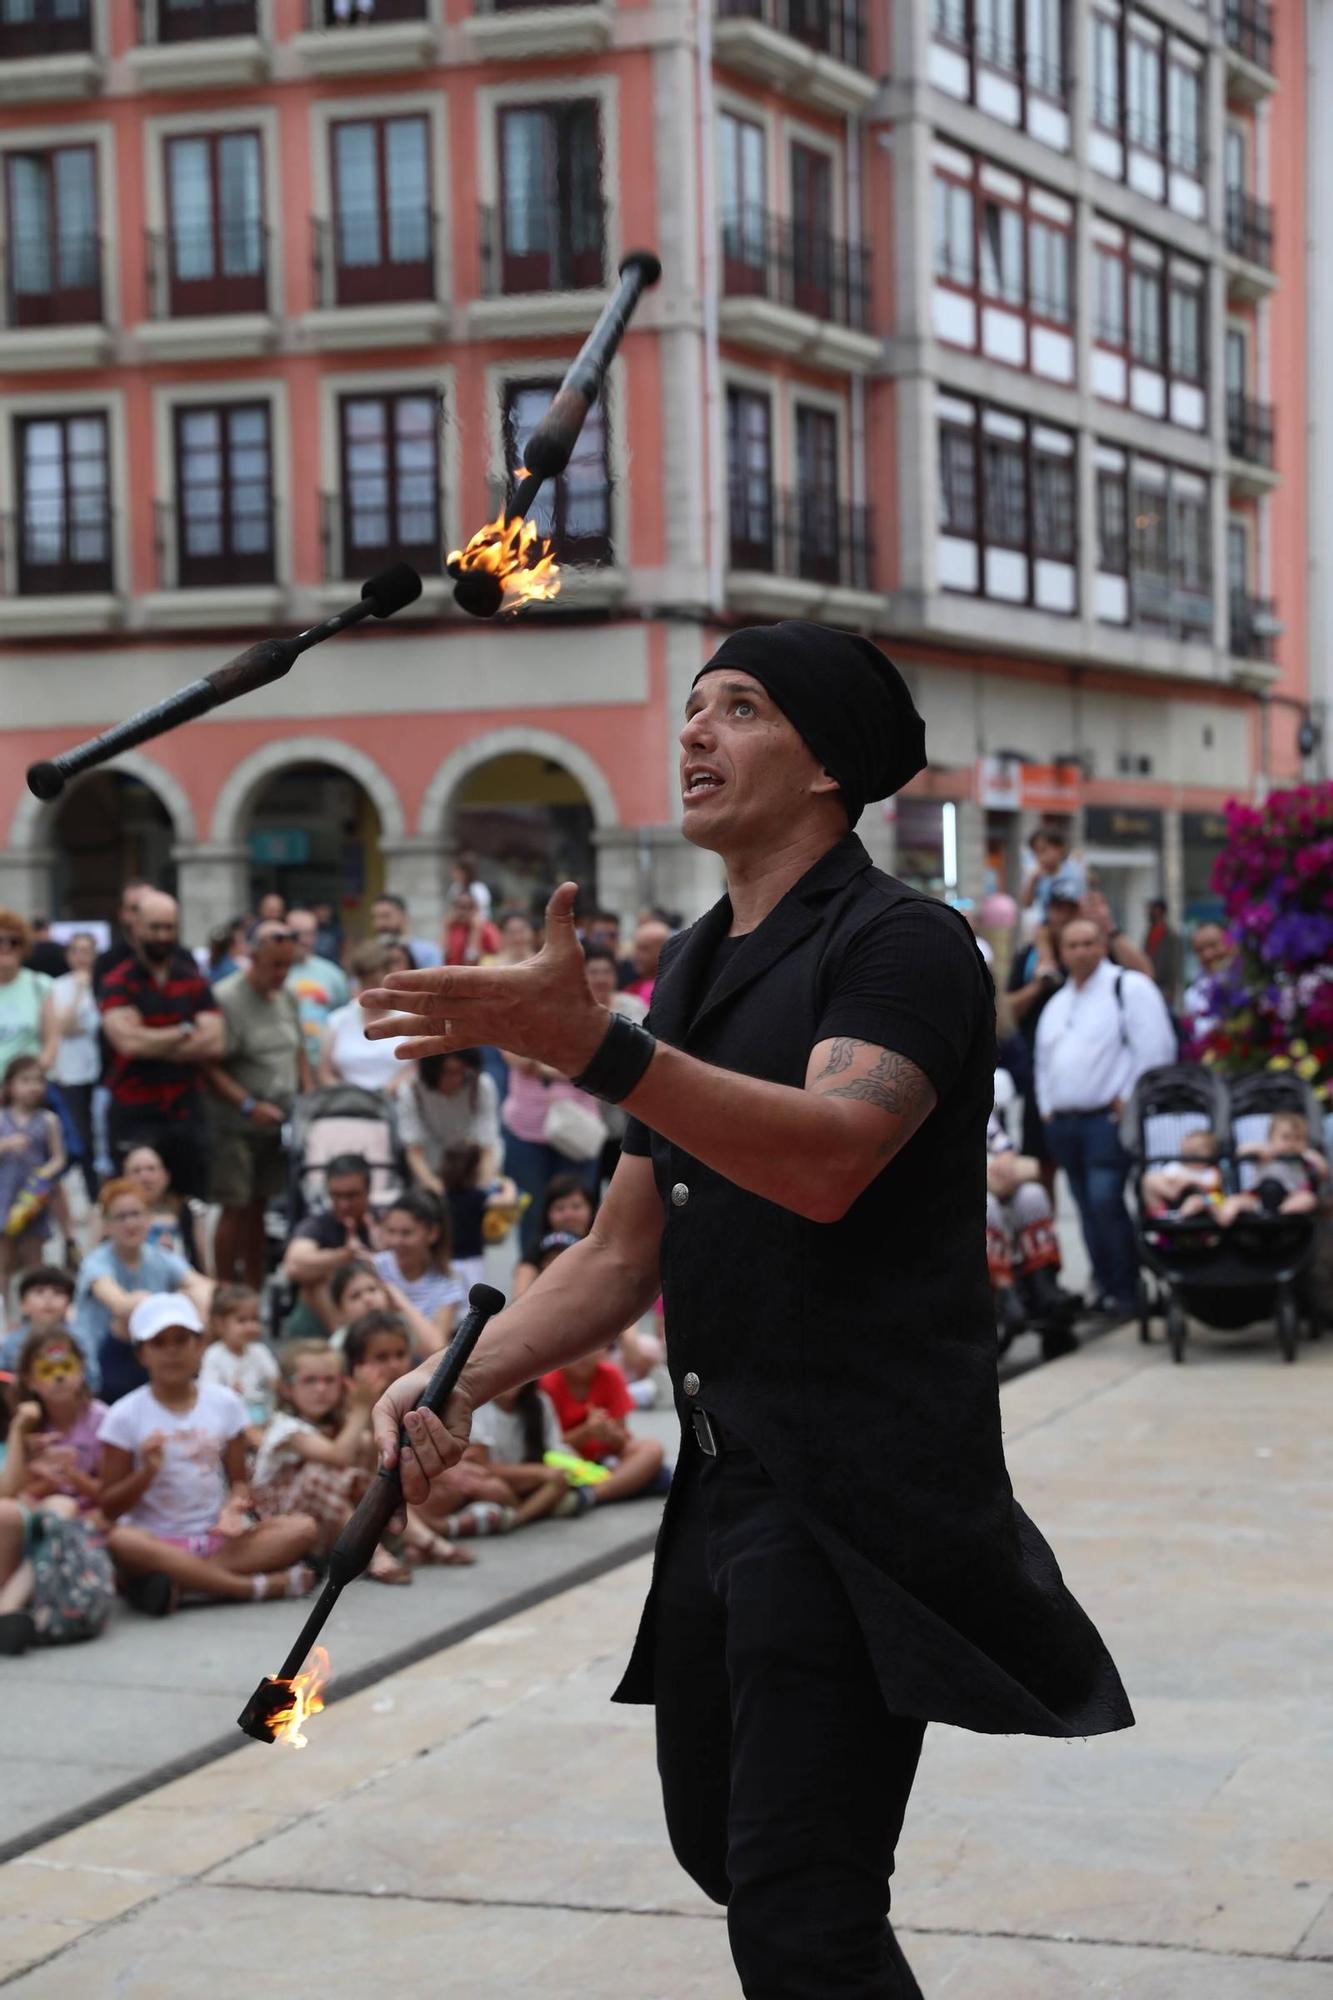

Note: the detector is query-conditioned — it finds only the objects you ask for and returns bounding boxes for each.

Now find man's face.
[372,900,404,938]
[1193,925,1231,974]
[250,924,297,989]
[586,918,619,953]
[1059,920,1106,981]
[328,1174,369,1227]
[632,923,669,981]
[258,894,285,924]
[288,912,316,958]
[137,894,179,966]
[679,670,841,856]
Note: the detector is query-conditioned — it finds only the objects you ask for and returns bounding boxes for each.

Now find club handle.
[324,1283,505,1587]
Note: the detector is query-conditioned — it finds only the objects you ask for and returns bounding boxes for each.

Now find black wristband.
[572,1010,658,1104]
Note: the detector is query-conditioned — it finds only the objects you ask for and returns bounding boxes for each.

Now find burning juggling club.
[238,1282,506,1746]
[25,562,423,802]
[450,248,662,619]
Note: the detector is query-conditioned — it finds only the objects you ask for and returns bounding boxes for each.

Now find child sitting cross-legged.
[1,1328,108,1517]
[251,1337,411,1585]
[540,1347,668,1506]
[343,1309,474,1567]
[461,1379,580,1530]
[98,1294,319,1617]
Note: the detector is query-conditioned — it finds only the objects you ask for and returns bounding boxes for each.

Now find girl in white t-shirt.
[98,1294,318,1616]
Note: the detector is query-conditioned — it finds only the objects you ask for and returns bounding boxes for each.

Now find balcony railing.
[1225,189,1274,269]
[0,0,92,59]
[320,490,443,585]
[154,496,278,591]
[716,0,868,70]
[1225,0,1274,71]
[1,505,114,596]
[136,0,258,39]
[721,209,872,332]
[312,211,436,310]
[478,200,606,297]
[305,0,428,22]
[1130,568,1213,639]
[728,483,873,590]
[3,229,103,329]
[146,223,268,318]
[1229,588,1278,662]
[1227,391,1275,467]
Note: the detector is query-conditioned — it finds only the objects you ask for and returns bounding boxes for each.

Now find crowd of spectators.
[0,871,677,1654]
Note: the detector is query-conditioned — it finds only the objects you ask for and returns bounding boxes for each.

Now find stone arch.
[209,736,406,846]
[6,749,198,855]
[418,727,619,839]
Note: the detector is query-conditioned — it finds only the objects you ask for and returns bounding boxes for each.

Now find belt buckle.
[691,1407,719,1458]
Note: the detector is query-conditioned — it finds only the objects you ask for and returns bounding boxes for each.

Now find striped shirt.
[101,948,218,1120]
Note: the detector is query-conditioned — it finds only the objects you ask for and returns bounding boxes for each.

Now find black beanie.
[693,622,927,825]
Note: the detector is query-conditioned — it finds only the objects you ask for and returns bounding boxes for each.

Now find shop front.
[1082,805,1164,934]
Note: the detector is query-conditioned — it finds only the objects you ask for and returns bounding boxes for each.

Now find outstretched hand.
[360,882,608,1076]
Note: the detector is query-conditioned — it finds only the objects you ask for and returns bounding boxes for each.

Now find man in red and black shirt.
[100,889,223,1200]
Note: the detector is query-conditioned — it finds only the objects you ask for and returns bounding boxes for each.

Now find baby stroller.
[284,1084,405,1227]
[1128,1063,1322,1364]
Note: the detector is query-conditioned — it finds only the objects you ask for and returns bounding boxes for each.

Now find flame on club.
[447,470,561,611]
[269,1646,331,1749]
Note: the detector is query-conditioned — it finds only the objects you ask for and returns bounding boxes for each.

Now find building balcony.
[470,201,609,338]
[719,211,879,372]
[140,498,286,630]
[1227,390,1277,493]
[465,0,614,60]
[1128,568,1214,644]
[301,213,448,349]
[138,225,276,362]
[1224,190,1277,298]
[0,507,121,635]
[714,0,875,114]
[0,229,112,369]
[294,0,435,74]
[0,0,100,101]
[319,491,446,597]
[1229,588,1280,664]
[1224,0,1276,98]
[130,0,269,90]
[726,486,880,621]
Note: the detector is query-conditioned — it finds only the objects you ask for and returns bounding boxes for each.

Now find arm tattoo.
[811,1041,936,1154]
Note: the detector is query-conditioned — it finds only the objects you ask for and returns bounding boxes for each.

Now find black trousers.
[653,1432,926,1999]
[107,1103,210,1204]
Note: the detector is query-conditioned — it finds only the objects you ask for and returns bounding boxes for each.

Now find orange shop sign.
[977,756,1082,814]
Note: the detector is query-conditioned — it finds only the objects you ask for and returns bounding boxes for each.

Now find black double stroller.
[1125,1063,1326,1363]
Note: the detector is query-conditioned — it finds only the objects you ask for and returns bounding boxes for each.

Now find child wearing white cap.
[97,1294,319,1617]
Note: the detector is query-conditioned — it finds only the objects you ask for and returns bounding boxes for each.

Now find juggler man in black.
[367,622,1133,1998]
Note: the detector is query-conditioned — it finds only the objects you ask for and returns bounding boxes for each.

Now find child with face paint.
[0,1329,108,1515]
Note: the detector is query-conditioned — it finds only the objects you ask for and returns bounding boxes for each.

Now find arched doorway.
[51,771,176,921]
[244,763,383,928]
[452,753,596,910]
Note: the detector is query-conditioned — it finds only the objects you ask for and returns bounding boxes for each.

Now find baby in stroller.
[1234,1111,1328,1217]
[986,1108,1079,1357]
[1141,1131,1227,1221]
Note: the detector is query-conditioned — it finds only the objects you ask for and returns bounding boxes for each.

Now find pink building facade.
[0,0,1310,943]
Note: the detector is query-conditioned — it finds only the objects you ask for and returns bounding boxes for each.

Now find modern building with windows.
[0,0,1310,943]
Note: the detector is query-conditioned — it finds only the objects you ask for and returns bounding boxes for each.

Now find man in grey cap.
[366,623,1133,1997]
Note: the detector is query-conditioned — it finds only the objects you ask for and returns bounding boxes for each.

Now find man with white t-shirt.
[1036,918,1177,1320]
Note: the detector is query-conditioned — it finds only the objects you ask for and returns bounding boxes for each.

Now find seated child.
[328,1259,447,1362]
[98,1293,319,1616]
[0,1267,92,1386]
[464,1380,577,1529]
[1,1328,108,1517]
[985,1110,1074,1353]
[540,1347,668,1505]
[199,1284,279,1434]
[1233,1111,1328,1217]
[342,1309,472,1566]
[1141,1130,1228,1220]
[251,1337,408,1584]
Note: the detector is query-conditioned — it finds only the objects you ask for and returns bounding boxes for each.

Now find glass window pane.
[502,111,551,254]
[218,133,261,275]
[335,123,381,269]
[168,138,213,279]
[386,118,429,264]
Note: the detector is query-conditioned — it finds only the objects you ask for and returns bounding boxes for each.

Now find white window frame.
[476,73,620,287]
[308,88,452,310]
[151,376,291,591]
[0,118,119,329]
[141,103,282,319]
[0,386,128,598]
[484,352,629,571]
[318,364,457,586]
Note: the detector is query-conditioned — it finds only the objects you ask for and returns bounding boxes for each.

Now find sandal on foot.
[368,1548,413,1585]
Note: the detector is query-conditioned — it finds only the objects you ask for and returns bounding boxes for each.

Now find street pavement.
[1,1313,1329,1997]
